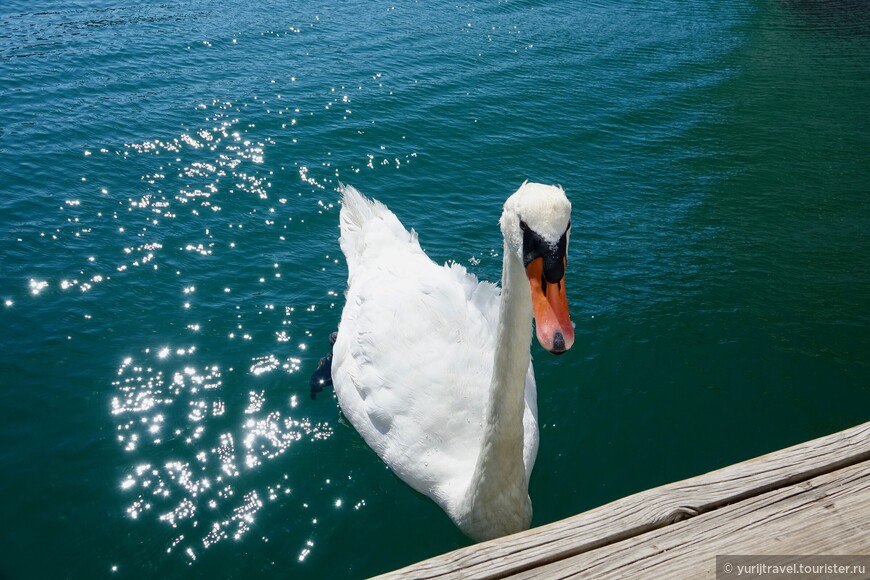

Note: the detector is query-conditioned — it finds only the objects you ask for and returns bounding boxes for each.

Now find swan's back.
[332,186,538,516]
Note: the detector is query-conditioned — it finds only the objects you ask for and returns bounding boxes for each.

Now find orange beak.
[526,257,574,354]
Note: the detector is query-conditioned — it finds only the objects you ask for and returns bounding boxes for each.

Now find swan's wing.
[333,254,500,511]
[332,186,504,511]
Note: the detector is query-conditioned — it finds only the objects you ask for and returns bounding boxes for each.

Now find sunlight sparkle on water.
[111,335,334,561]
[29,279,48,295]
[75,93,376,567]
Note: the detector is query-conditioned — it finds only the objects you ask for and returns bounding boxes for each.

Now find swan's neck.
[460,242,533,541]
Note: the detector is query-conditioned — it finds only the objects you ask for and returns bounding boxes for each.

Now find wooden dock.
[377,420,870,579]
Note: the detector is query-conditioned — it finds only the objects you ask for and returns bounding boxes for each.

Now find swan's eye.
[520,220,528,232]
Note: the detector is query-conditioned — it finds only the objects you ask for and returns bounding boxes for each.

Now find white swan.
[331,182,574,541]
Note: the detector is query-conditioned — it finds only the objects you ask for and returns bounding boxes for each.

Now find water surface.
[1,0,868,577]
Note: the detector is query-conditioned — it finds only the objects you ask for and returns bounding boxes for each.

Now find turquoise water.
[1,0,869,577]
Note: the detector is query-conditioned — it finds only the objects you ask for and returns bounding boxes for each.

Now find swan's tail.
[338,183,378,228]
[338,183,419,276]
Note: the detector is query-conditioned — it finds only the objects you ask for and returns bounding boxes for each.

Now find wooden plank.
[508,460,870,579]
[376,421,870,579]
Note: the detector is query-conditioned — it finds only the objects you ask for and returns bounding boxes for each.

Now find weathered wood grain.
[376,421,870,579]
[508,461,870,579]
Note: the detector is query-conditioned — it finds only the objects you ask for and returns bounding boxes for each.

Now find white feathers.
[333,186,505,507]
[331,182,570,540]
[500,181,571,250]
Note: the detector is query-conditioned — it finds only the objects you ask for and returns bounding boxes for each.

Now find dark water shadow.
[780,0,870,35]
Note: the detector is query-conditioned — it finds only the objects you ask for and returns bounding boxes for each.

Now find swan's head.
[501,182,574,355]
